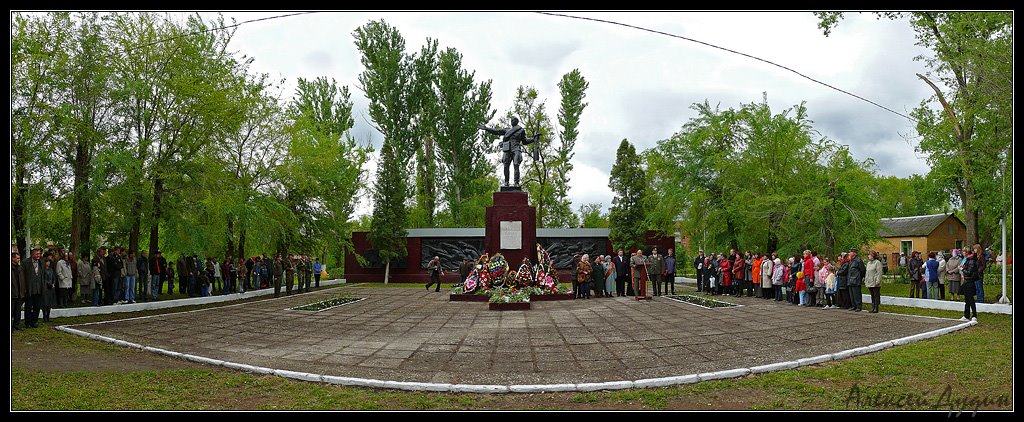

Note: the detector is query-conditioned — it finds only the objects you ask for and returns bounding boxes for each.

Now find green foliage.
[578,203,609,228]
[646,95,887,258]
[608,139,646,251]
[816,12,1012,248]
[354,19,424,270]
[429,47,497,228]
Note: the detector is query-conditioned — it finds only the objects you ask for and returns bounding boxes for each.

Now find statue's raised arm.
[477,123,506,136]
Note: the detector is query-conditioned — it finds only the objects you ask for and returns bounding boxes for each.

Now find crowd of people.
[690,244,991,321]
[573,247,677,299]
[11,244,325,330]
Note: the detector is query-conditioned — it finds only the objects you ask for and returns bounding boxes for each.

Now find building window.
[948,223,953,234]
[955,240,963,250]
[901,240,913,257]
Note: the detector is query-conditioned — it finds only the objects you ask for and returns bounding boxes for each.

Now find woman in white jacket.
[864,251,884,313]
[56,253,74,308]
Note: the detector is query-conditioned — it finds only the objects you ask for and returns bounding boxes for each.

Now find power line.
[536,12,914,121]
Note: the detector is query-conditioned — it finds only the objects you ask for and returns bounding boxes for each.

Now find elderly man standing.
[631,248,647,298]
[847,249,866,312]
[664,248,676,295]
[22,248,45,328]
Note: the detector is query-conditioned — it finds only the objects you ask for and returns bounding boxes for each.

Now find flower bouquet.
[514,257,535,287]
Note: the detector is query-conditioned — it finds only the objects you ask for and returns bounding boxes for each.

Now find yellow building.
[871,213,967,270]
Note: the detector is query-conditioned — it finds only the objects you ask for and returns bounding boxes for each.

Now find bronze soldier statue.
[478,117,541,187]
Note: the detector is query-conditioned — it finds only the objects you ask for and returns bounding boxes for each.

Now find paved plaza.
[66,286,964,386]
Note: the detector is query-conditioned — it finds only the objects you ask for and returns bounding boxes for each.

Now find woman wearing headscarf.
[603,255,615,299]
[577,254,592,299]
[760,254,773,299]
[771,256,784,301]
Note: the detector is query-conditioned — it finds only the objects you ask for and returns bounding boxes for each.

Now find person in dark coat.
[12,252,26,330]
[613,249,629,297]
[846,249,866,312]
[959,246,981,321]
[22,248,45,327]
[693,250,706,293]
[41,252,57,321]
[273,255,284,297]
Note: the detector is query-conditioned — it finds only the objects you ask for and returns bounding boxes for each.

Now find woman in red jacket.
[803,250,816,306]
[731,252,744,298]
[719,254,732,295]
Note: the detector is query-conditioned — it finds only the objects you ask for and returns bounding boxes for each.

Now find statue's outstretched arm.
[478,124,505,136]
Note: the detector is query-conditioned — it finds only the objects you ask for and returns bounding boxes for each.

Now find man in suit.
[664,248,677,295]
[631,248,647,297]
[613,249,628,297]
[22,248,45,327]
[693,250,706,293]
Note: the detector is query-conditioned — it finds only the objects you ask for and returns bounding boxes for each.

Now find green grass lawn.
[11,284,1011,410]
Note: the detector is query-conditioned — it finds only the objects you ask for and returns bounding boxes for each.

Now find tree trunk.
[824,181,837,258]
[766,211,780,254]
[81,199,92,253]
[226,215,235,258]
[148,178,163,257]
[726,216,738,252]
[129,194,142,253]
[963,181,978,247]
[384,260,390,284]
[70,138,91,260]
[237,227,246,260]
[12,166,28,256]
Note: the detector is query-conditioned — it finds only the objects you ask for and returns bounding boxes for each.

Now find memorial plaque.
[500,221,522,249]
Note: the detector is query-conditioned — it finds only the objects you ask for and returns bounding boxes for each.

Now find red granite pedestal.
[485,190,537,268]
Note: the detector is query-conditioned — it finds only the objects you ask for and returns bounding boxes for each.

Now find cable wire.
[535,12,914,121]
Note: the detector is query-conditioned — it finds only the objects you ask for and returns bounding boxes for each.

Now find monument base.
[449,293,490,302]
[489,302,531,311]
[485,191,537,268]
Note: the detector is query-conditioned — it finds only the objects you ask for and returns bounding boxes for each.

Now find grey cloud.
[302,50,335,72]
[504,39,582,71]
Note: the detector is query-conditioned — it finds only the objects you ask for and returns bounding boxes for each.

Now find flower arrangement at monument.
[513,257,535,287]
[488,286,531,303]
[452,246,570,306]
[486,253,510,287]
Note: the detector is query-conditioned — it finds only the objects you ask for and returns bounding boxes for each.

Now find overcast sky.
[200,11,937,218]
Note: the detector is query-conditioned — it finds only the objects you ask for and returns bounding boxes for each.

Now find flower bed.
[488,287,531,304]
[291,295,363,312]
[663,294,739,309]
